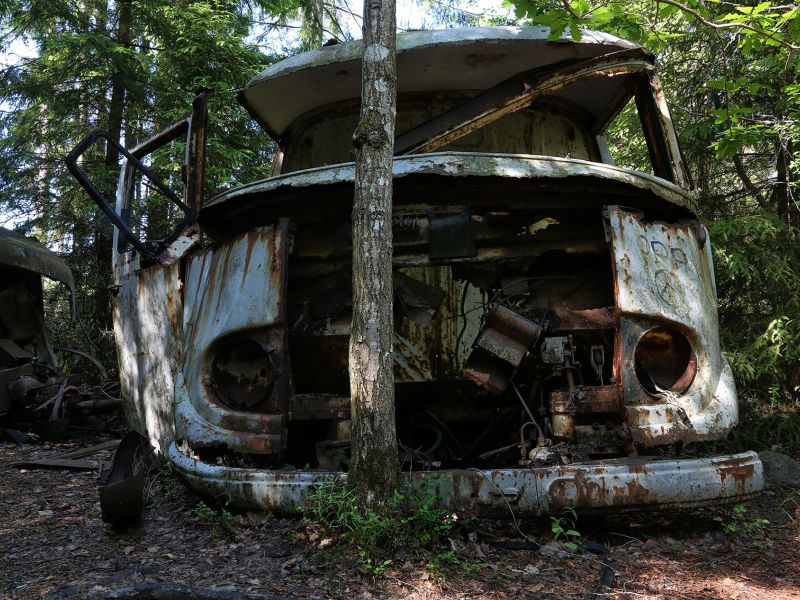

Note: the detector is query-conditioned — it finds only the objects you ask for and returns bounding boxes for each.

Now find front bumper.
[168,444,763,515]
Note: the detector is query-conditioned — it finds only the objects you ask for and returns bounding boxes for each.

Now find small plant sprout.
[550,506,583,551]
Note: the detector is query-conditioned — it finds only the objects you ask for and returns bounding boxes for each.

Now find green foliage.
[194,499,237,543]
[604,98,652,174]
[194,500,218,520]
[713,503,769,539]
[303,479,457,574]
[425,549,458,572]
[550,506,582,551]
[709,214,800,396]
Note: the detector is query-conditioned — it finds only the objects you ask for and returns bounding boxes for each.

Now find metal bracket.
[65,130,192,262]
[65,88,212,263]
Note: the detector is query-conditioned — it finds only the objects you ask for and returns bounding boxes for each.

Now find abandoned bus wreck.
[67,26,763,515]
[0,228,75,422]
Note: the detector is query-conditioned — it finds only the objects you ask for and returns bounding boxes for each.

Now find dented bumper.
[168,443,763,515]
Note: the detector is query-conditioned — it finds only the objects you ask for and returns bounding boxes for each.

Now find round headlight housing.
[210,338,273,410]
[634,326,696,395]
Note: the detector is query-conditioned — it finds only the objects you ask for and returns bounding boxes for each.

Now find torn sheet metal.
[608,205,736,445]
[464,305,541,394]
[100,432,152,524]
[113,256,183,452]
[175,224,290,456]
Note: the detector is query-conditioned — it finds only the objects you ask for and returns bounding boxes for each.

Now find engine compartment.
[277,196,631,472]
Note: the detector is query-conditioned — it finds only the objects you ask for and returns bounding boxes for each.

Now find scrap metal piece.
[477,305,541,367]
[100,432,152,525]
[14,439,121,470]
[394,271,445,325]
[608,206,737,445]
[464,305,541,394]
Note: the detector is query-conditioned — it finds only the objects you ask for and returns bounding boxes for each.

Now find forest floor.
[1,433,799,600]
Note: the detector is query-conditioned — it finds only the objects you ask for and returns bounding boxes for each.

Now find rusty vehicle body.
[67,26,763,515]
[0,228,76,420]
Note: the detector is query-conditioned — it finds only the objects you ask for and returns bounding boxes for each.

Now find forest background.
[0,0,797,453]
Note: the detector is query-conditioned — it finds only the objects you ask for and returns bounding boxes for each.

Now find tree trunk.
[348,0,399,504]
[96,0,131,331]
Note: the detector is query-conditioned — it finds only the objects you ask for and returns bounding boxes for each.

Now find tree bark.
[95,0,131,330]
[348,0,399,504]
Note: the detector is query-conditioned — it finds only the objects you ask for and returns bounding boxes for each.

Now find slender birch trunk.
[348,0,399,504]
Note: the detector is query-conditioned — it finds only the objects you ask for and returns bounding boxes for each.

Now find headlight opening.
[634,326,696,395]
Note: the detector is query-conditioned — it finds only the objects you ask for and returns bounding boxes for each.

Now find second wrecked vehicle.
[0,227,112,428]
[68,26,763,515]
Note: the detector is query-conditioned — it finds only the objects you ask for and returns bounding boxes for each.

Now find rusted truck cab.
[72,27,763,514]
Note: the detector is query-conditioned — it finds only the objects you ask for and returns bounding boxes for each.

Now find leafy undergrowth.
[682,392,800,459]
[301,479,466,575]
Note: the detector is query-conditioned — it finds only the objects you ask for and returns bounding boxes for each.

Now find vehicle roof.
[239,26,648,140]
[0,227,75,292]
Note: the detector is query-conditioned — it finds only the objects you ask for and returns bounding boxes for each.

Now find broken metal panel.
[395,51,652,155]
[168,442,763,516]
[113,259,183,452]
[394,266,483,381]
[475,306,540,367]
[634,74,676,183]
[648,72,691,189]
[464,305,541,394]
[608,205,736,445]
[100,431,152,524]
[175,224,290,455]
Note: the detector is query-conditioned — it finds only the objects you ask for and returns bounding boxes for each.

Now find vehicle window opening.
[601,96,654,175]
[120,143,188,252]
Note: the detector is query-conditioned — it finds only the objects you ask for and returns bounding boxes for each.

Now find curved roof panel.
[239,26,645,139]
[0,227,75,293]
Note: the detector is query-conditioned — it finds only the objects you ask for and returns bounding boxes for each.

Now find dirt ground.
[1,435,798,600]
